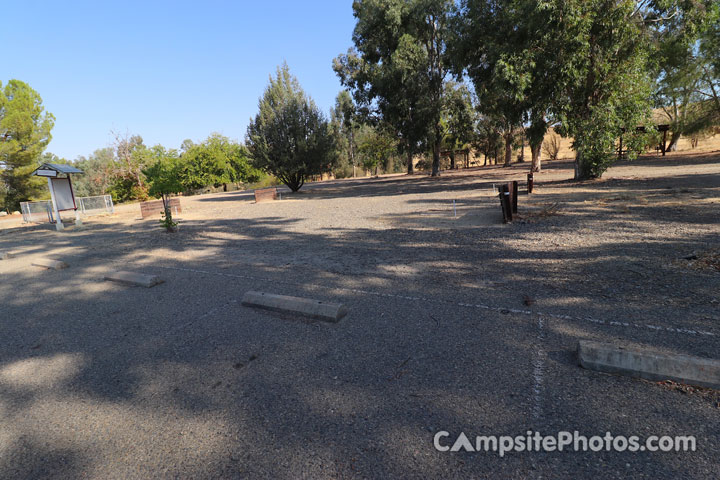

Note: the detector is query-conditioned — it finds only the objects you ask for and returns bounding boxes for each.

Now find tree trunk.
[407,150,414,175]
[574,155,580,180]
[667,131,681,152]
[504,133,513,166]
[531,143,542,173]
[431,140,441,176]
[285,173,304,192]
[450,151,455,169]
[349,129,356,178]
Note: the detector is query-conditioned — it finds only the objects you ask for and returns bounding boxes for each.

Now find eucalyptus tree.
[330,90,361,177]
[451,1,532,167]
[335,0,456,176]
[455,1,711,179]
[442,81,477,169]
[451,0,572,172]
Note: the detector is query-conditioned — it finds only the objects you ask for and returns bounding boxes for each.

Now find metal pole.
[47,177,64,231]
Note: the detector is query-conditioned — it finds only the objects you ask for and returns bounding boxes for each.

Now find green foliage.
[72,148,115,197]
[180,133,261,190]
[441,81,477,167]
[0,79,55,212]
[246,64,336,191]
[473,116,504,164]
[248,174,281,189]
[696,2,720,129]
[142,147,185,232]
[452,0,537,166]
[335,0,455,176]
[107,177,147,203]
[108,134,149,202]
[160,208,178,232]
[554,1,654,179]
[357,125,397,175]
[330,90,362,178]
[143,147,184,199]
[651,0,719,147]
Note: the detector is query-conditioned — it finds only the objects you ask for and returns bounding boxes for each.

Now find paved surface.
[0,154,718,478]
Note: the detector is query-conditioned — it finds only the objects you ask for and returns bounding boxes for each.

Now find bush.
[542,134,561,161]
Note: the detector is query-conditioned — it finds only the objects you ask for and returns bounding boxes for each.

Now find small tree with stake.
[246,64,336,191]
[142,148,183,232]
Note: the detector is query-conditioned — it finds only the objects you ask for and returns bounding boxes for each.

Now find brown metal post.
[506,182,514,212]
[527,173,534,194]
[499,184,512,223]
[512,181,518,213]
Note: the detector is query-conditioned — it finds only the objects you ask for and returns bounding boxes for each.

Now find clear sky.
[2,0,357,160]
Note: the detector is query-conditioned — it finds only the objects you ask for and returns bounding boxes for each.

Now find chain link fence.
[20,201,54,223]
[77,195,114,216]
[20,195,114,223]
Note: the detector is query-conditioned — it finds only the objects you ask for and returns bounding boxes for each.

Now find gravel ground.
[0,151,718,479]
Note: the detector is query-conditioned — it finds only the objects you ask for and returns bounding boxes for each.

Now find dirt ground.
[0,149,718,479]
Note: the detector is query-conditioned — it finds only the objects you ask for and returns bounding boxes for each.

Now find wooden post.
[662,129,667,156]
[499,184,512,223]
[618,134,623,161]
[47,177,64,231]
[527,173,534,194]
[512,181,518,213]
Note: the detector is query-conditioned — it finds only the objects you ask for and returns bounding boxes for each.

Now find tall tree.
[357,123,398,176]
[553,0,654,179]
[335,0,455,176]
[441,81,477,169]
[330,90,361,178]
[0,80,55,212]
[452,0,571,172]
[695,2,720,128]
[246,64,336,192]
[651,0,718,149]
[452,1,532,167]
[108,132,148,202]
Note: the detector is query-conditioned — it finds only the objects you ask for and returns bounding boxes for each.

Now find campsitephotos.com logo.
[434,431,697,457]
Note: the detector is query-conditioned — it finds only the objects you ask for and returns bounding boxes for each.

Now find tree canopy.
[246,64,336,191]
[0,80,55,211]
[335,0,456,176]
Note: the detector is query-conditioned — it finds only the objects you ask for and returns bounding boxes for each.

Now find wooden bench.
[254,187,278,203]
[140,198,182,219]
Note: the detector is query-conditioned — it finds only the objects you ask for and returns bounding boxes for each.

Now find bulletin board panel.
[50,177,76,211]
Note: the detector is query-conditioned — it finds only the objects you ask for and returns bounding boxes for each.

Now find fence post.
[527,173,534,194]
[512,181,518,213]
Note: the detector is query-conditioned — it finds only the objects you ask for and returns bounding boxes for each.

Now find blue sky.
[2,1,357,160]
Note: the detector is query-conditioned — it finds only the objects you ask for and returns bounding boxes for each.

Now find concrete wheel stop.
[578,340,720,389]
[104,271,164,288]
[241,291,348,322]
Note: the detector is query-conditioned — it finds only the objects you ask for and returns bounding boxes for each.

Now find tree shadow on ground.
[0,154,718,478]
